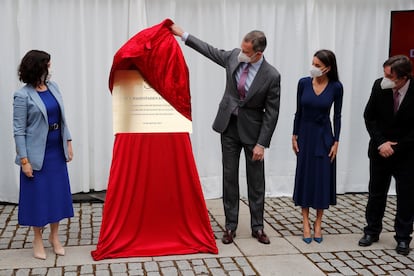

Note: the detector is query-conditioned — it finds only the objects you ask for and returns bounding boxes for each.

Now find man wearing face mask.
[170,24,281,245]
[359,55,414,256]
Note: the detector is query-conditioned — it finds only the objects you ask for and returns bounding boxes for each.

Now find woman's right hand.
[22,163,34,178]
[292,135,299,154]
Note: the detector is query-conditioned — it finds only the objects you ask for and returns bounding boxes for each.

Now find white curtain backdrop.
[1,0,413,203]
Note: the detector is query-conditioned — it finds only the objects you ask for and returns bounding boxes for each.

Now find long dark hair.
[18,50,51,87]
[314,49,339,81]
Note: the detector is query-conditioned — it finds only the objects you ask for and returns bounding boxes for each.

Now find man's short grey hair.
[243,30,267,52]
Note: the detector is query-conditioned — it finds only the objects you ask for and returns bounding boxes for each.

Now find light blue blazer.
[13,81,72,170]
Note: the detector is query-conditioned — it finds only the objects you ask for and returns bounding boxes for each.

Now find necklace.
[36,84,47,92]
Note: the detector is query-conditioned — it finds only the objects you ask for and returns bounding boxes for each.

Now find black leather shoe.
[396,241,410,256]
[358,234,379,247]
[252,229,270,244]
[221,229,236,244]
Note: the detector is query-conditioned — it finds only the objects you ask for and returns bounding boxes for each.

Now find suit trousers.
[221,115,265,232]
[364,156,414,243]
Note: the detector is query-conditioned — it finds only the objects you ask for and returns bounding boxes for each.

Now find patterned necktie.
[393,90,400,113]
[237,63,250,100]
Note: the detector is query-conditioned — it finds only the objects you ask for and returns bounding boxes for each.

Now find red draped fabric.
[108,18,191,121]
[91,19,218,260]
[91,134,218,260]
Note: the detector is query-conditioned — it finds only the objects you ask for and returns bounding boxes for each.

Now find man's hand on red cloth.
[170,24,184,37]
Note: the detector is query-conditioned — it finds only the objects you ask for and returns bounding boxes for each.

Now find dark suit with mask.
[184,34,281,232]
[363,77,414,245]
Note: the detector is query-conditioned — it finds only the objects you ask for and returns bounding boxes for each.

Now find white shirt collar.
[394,79,410,98]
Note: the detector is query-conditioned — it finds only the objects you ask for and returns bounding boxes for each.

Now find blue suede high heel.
[303,237,312,244]
[302,223,312,244]
[313,222,323,243]
[313,236,323,243]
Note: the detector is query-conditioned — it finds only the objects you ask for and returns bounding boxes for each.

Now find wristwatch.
[21,158,29,165]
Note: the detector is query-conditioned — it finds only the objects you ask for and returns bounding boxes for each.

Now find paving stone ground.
[0,194,412,275]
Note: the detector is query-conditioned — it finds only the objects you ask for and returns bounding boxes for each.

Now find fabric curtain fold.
[91,19,217,259]
[91,133,218,260]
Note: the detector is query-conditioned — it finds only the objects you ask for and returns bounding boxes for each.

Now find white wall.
[1,0,413,203]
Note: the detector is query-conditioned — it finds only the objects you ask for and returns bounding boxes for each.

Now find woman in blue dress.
[13,50,74,259]
[292,49,343,244]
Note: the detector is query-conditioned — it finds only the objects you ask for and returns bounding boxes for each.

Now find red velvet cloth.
[91,19,218,260]
[108,18,191,121]
[91,134,218,260]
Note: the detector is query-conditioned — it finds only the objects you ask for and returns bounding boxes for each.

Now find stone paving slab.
[248,255,324,276]
[212,214,279,239]
[286,233,397,254]
[0,248,56,269]
[0,194,413,275]
[154,240,242,262]
[235,237,299,257]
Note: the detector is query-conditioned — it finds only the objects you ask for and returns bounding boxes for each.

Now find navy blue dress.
[18,90,74,227]
[293,77,343,209]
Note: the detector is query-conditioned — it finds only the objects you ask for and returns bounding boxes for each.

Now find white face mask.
[238,52,251,63]
[380,77,396,90]
[310,66,323,78]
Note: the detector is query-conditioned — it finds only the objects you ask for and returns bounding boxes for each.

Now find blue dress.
[18,90,74,227]
[293,77,343,209]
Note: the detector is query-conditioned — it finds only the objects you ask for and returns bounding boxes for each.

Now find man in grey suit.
[171,24,280,244]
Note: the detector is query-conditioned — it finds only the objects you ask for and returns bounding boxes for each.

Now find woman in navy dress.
[13,50,74,259]
[292,49,343,244]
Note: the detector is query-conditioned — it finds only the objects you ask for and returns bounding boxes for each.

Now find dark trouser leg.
[364,158,391,236]
[244,144,265,232]
[394,160,414,243]
[221,119,242,231]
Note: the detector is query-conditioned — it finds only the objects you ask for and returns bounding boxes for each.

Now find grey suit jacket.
[13,81,72,170]
[185,35,280,147]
